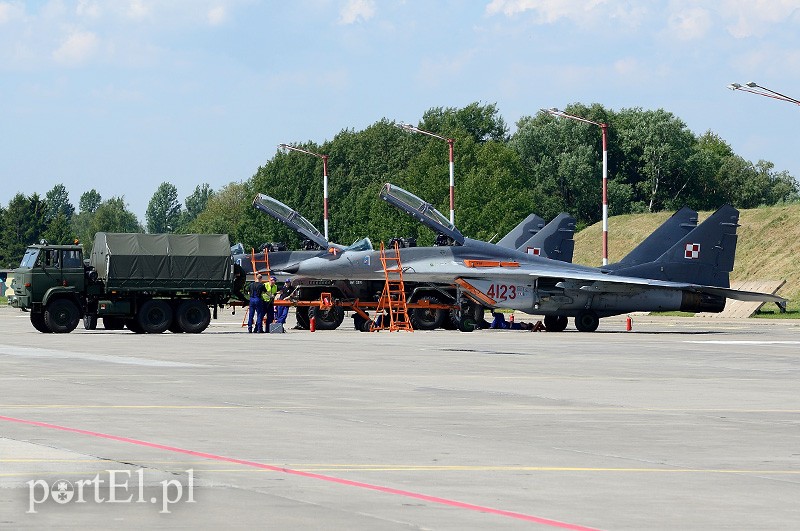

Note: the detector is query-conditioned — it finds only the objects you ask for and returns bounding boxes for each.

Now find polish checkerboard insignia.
[526,247,541,256]
[684,243,700,259]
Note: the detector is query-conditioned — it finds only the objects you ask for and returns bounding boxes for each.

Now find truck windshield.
[19,248,39,268]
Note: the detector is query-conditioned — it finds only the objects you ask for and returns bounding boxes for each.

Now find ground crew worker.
[262,276,279,331]
[247,274,267,333]
[274,278,292,325]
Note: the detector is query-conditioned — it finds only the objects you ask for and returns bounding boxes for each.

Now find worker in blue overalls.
[247,274,267,333]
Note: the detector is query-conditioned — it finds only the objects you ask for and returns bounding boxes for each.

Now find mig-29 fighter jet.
[286,183,786,332]
[241,193,578,330]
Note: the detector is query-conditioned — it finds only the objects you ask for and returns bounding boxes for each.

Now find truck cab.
[12,243,86,332]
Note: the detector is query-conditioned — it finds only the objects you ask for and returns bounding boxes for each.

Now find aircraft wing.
[401,260,787,306]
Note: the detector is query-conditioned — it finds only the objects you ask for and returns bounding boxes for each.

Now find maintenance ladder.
[371,240,413,332]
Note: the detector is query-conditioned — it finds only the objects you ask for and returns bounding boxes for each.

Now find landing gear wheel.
[30,312,51,333]
[574,311,600,332]
[137,300,173,334]
[308,305,345,330]
[410,295,447,330]
[44,299,80,333]
[451,301,482,332]
[102,317,126,330]
[83,314,98,330]
[543,315,568,332]
[176,300,211,333]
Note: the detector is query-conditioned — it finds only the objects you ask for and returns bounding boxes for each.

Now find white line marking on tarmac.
[0,346,208,367]
[684,340,800,345]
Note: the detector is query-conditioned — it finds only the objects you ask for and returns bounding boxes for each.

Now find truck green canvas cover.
[90,233,232,291]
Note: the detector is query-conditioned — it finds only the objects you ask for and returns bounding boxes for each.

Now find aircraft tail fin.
[496,214,546,250]
[518,213,576,262]
[611,205,739,288]
[605,206,698,270]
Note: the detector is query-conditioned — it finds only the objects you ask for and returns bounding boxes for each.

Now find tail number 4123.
[486,284,517,301]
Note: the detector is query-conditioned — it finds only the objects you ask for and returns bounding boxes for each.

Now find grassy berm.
[572,204,800,311]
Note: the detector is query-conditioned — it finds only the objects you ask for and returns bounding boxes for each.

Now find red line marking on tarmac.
[1,415,600,530]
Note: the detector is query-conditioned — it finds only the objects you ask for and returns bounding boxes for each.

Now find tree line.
[1,102,797,268]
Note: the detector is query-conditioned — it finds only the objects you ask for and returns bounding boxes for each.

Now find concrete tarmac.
[1,306,799,530]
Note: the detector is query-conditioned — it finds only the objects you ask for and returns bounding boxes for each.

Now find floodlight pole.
[727,82,800,106]
[545,108,610,265]
[396,122,456,225]
[278,143,330,240]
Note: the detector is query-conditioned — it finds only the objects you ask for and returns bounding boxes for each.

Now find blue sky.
[2,0,799,221]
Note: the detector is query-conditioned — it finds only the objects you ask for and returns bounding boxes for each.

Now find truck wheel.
[44,299,80,333]
[102,317,126,330]
[30,312,52,333]
[575,311,599,332]
[308,306,345,330]
[137,300,173,334]
[83,314,98,330]
[176,300,211,333]
[543,315,568,332]
[410,295,447,330]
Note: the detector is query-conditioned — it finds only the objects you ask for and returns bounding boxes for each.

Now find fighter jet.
[231,193,374,278]
[287,183,786,332]
[243,192,580,330]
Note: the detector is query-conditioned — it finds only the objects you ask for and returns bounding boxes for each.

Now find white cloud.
[339,0,375,25]
[485,0,646,28]
[52,30,99,66]
[721,0,800,38]
[207,5,227,26]
[125,0,151,21]
[76,0,101,19]
[666,6,711,41]
[0,1,24,25]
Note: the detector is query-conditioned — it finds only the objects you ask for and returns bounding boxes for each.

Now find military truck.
[11,233,245,334]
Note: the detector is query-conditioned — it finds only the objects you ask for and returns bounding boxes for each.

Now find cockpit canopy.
[379,183,464,245]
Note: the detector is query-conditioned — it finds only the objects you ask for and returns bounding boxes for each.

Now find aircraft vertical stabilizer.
[518,213,576,262]
[605,206,698,270]
[496,214,546,250]
[611,205,739,288]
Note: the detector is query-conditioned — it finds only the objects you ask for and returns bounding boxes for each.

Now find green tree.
[0,193,48,267]
[44,184,75,220]
[187,182,250,245]
[179,183,215,231]
[42,211,76,245]
[79,189,102,214]
[146,182,183,233]
[615,108,696,212]
[75,196,142,253]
